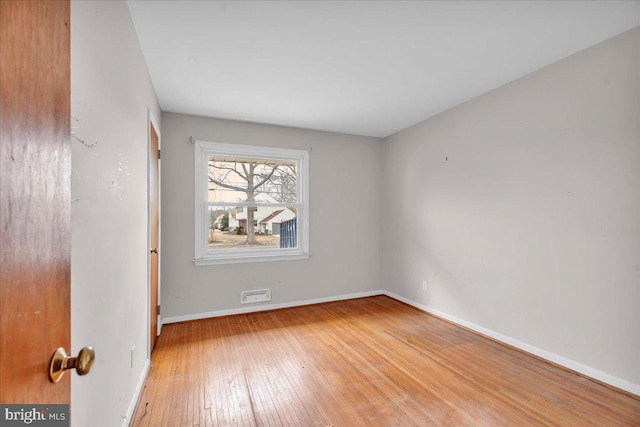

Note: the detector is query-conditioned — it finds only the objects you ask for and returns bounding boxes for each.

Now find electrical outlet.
[131,346,135,368]
[422,281,427,291]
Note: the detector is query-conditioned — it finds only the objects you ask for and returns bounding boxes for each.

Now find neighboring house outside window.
[194,140,309,265]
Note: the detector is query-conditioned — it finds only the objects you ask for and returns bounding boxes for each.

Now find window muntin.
[194,141,309,265]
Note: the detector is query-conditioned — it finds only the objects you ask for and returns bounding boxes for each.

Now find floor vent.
[241,288,271,304]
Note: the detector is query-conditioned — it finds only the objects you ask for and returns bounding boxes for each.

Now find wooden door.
[0,0,71,403]
[149,122,160,352]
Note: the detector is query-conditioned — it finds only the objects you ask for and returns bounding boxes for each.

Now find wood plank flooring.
[131,296,640,426]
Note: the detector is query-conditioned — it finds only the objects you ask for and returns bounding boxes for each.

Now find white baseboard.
[122,358,151,427]
[384,291,640,397]
[162,289,385,324]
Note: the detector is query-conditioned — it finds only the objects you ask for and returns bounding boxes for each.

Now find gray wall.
[383,27,640,389]
[160,113,383,319]
[71,1,161,425]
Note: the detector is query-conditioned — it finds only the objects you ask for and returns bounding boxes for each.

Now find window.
[194,140,309,265]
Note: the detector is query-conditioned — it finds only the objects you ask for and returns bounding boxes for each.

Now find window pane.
[207,205,298,250]
[195,141,308,265]
[207,156,297,204]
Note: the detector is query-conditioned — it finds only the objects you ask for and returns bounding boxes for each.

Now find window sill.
[193,252,310,266]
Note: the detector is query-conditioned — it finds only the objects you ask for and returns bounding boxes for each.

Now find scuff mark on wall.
[71,115,98,148]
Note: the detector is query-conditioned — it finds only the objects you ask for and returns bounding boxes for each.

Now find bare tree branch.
[208,161,252,193]
[207,175,247,193]
[208,163,248,180]
[254,165,279,190]
[208,168,236,189]
[259,164,297,203]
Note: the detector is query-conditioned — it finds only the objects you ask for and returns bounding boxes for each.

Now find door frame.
[147,109,161,357]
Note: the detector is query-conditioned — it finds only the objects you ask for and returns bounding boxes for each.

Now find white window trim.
[193,140,310,266]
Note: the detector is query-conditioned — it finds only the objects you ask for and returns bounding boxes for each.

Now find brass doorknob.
[150,248,158,254]
[49,346,95,383]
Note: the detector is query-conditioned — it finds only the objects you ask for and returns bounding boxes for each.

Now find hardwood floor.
[131,296,640,426]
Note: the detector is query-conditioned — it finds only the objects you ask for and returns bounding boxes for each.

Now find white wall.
[71,1,161,425]
[161,113,383,319]
[383,27,640,391]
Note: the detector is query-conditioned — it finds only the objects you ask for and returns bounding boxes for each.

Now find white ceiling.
[127,1,640,138]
